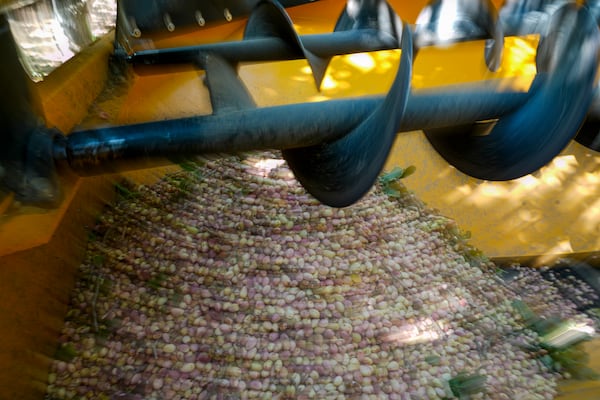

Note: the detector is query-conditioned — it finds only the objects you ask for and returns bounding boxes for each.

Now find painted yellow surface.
[0,0,598,399]
[0,31,117,400]
[385,36,600,262]
[31,34,115,133]
[0,27,180,400]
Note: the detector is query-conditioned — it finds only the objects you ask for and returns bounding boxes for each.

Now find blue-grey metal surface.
[244,0,330,88]
[499,0,570,35]
[123,0,401,90]
[118,0,316,33]
[0,13,61,205]
[497,0,600,152]
[125,28,399,62]
[199,54,257,114]
[55,78,528,178]
[424,4,600,181]
[282,25,412,207]
[415,0,503,71]
[586,0,600,23]
[334,0,403,40]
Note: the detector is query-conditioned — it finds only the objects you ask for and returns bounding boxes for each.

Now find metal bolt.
[163,13,175,32]
[195,10,205,27]
[129,17,141,38]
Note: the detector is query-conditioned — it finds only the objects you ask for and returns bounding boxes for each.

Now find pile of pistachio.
[46,153,594,400]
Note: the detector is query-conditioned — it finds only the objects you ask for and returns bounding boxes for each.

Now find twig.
[92,276,103,333]
[152,342,158,359]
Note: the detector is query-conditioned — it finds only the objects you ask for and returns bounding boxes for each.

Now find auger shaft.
[123,26,499,68]
[124,29,399,65]
[55,80,529,175]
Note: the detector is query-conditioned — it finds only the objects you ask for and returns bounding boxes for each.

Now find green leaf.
[177,160,198,172]
[448,372,487,397]
[402,165,417,178]
[545,343,599,379]
[379,166,405,184]
[148,272,168,290]
[511,300,540,327]
[379,165,417,184]
[87,231,97,242]
[91,254,105,267]
[540,354,554,370]
[383,186,402,198]
[533,316,563,338]
[95,327,112,342]
[54,343,77,362]
[114,181,138,200]
[99,278,113,296]
[425,355,441,365]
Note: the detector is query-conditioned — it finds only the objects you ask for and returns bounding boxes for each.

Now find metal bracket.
[0,13,60,206]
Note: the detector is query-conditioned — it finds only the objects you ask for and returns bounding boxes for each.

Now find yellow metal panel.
[30,33,114,134]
